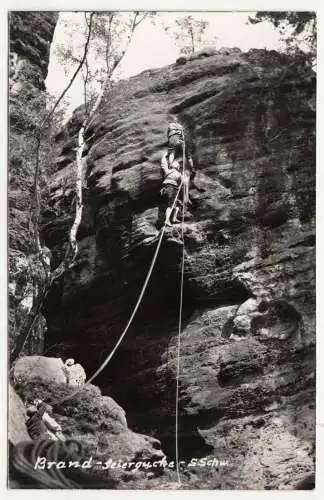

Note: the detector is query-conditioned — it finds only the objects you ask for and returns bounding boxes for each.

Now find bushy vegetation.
[249,12,316,66]
[14,377,124,432]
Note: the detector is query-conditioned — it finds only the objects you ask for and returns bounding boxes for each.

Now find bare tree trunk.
[189,25,195,53]
[69,124,85,261]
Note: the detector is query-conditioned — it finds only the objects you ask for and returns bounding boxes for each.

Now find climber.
[160,145,205,227]
[160,152,185,226]
[167,118,205,203]
[64,358,86,387]
[25,400,65,441]
[167,117,194,170]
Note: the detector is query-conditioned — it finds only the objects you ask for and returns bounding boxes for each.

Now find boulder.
[13,356,67,385]
[14,378,167,486]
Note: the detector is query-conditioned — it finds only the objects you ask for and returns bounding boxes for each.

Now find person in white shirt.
[160,152,185,226]
[64,358,86,387]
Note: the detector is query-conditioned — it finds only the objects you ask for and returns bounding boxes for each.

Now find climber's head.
[65,358,75,367]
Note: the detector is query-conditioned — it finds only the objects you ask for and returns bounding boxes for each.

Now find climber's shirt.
[161,152,182,187]
[26,404,64,441]
[26,406,48,440]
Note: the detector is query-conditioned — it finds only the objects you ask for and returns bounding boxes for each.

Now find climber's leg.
[183,173,190,204]
[162,185,175,226]
[165,207,173,227]
[171,206,181,223]
[161,183,183,227]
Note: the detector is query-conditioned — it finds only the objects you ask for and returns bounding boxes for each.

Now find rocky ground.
[10,356,175,489]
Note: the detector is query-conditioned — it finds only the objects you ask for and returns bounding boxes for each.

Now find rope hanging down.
[175,134,186,485]
[50,177,184,407]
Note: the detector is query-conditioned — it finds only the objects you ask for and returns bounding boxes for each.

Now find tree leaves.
[248,11,316,65]
[54,12,155,101]
[174,15,210,54]
[159,14,216,55]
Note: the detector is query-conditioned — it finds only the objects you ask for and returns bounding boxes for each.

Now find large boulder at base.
[13,355,67,385]
[14,379,168,487]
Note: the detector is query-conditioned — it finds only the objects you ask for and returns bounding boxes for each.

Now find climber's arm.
[161,152,171,176]
[42,412,62,433]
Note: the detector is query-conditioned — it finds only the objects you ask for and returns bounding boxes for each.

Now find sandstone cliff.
[41,48,316,489]
[9,12,58,356]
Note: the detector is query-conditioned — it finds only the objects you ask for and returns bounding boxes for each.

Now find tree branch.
[39,13,94,130]
[12,10,150,363]
[105,13,114,73]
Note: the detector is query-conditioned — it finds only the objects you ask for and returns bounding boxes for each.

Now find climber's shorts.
[161,184,178,208]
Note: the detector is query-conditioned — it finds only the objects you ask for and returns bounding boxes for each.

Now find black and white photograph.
[7,4,317,491]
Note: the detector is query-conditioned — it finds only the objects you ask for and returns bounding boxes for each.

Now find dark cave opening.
[160,433,214,462]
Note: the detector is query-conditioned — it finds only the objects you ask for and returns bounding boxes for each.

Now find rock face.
[9,12,58,357]
[42,49,315,489]
[8,384,30,445]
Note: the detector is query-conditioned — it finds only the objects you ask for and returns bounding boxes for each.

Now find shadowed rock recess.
[41,49,316,489]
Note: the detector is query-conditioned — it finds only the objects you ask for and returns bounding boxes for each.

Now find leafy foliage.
[54,12,155,108]
[9,80,66,359]
[170,15,214,55]
[249,12,316,64]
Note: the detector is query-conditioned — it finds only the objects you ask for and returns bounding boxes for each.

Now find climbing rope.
[175,133,186,485]
[49,176,184,407]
